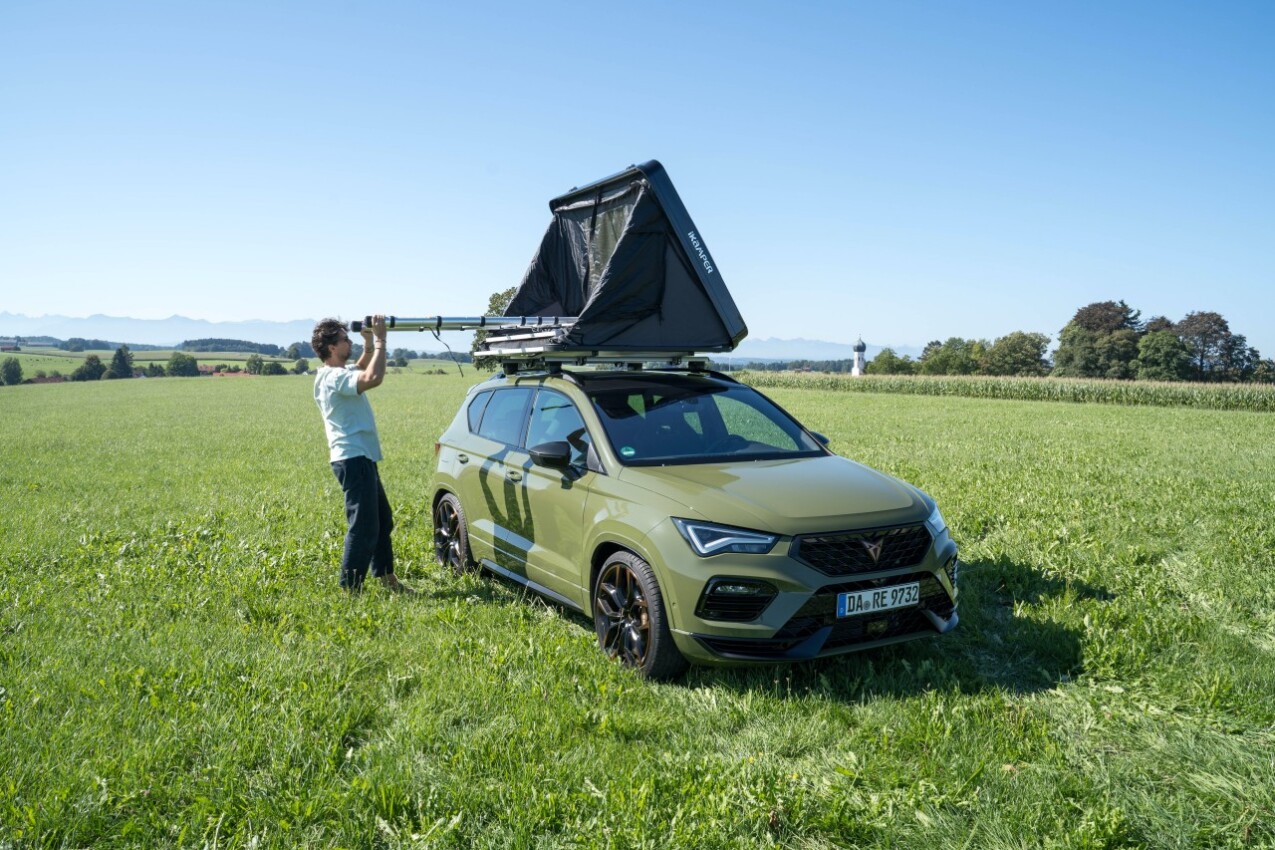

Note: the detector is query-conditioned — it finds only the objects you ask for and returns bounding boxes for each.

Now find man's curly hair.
[312,318,348,362]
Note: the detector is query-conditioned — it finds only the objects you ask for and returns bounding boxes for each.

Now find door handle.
[507,470,523,482]
[457,453,469,463]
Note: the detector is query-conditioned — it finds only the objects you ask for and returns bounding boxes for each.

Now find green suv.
[433,367,958,679]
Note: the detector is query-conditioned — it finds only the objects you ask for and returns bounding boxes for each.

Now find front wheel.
[433,494,474,575]
[593,552,688,680]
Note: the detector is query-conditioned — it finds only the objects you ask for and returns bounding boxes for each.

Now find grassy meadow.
[1,371,1273,848]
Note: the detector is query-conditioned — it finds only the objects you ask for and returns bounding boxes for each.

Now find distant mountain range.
[0,312,317,349]
[0,312,921,361]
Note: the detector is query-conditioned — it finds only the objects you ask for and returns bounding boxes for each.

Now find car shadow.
[687,557,1109,701]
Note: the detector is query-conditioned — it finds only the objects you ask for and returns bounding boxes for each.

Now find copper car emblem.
[862,538,883,563]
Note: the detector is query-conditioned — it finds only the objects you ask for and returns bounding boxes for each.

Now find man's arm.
[355,315,388,394]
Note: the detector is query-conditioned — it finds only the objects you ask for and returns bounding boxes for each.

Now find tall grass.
[738,371,1275,412]
[2,375,1273,847]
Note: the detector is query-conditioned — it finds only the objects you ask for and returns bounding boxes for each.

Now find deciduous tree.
[918,337,984,375]
[980,332,1050,376]
[71,354,106,382]
[167,352,200,377]
[865,348,916,375]
[1175,311,1231,381]
[1,356,22,386]
[1071,300,1142,334]
[1134,331,1191,381]
[472,286,518,370]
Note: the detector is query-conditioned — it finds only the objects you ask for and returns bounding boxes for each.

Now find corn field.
[736,371,1275,412]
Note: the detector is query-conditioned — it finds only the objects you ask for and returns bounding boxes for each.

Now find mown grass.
[1,374,1273,848]
[741,371,1275,412]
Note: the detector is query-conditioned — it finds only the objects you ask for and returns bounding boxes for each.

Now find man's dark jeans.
[331,456,394,590]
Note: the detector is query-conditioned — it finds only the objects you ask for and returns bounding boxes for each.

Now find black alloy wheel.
[592,552,687,680]
[433,494,473,575]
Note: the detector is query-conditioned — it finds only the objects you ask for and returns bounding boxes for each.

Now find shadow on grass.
[689,556,1107,701]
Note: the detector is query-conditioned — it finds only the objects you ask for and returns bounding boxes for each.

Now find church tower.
[851,337,867,376]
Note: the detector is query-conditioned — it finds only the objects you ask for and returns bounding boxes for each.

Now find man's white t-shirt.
[314,365,383,463]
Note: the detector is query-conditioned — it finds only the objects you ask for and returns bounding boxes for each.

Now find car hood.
[618,455,928,535]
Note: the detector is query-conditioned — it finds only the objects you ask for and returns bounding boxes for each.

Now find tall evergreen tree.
[106,345,134,379]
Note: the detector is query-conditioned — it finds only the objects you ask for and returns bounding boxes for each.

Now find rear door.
[456,386,535,576]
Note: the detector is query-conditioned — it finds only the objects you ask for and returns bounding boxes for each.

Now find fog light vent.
[696,578,778,622]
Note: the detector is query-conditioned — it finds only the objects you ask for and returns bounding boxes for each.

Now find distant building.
[851,337,867,376]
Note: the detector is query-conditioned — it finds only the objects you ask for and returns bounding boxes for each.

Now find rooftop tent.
[502,161,748,353]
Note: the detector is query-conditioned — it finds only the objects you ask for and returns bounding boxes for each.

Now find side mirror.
[529,440,572,469]
[810,431,831,446]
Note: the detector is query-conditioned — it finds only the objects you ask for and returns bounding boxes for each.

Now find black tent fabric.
[501,161,747,353]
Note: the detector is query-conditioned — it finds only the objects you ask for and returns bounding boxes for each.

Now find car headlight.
[925,504,948,537]
[672,519,778,556]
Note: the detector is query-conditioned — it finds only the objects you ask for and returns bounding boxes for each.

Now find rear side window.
[476,388,534,446]
[467,391,493,432]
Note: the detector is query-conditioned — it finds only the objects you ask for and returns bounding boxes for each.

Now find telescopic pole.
[350,316,578,333]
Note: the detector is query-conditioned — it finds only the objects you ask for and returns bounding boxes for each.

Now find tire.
[592,551,688,680]
[433,493,474,575]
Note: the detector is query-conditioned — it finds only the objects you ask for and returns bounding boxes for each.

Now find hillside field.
[1,373,1272,848]
[2,347,462,378]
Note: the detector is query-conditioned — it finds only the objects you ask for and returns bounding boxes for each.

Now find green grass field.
[2,374,1272,848]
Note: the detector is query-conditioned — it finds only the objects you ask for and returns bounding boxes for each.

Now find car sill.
[478,558,584,614]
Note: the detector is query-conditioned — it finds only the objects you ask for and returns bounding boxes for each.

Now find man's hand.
[355,314,389,393]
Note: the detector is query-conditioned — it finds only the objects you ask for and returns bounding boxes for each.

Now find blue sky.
[2,1,1272,356]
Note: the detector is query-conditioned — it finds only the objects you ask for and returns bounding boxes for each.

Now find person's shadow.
[688,556,1107,700]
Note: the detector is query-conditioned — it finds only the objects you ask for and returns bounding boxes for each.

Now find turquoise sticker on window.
[620,446,636,458]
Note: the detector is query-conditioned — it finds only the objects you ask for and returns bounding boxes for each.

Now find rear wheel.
[433,494,474,575]
[592,552,688,680]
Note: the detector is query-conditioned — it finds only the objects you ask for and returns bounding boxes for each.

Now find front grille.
[792,524,932,577]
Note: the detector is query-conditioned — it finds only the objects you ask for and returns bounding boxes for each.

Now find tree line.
[860,301,1273,383]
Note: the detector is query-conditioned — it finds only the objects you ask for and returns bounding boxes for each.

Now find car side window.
[526,389,593,467]
[476,388,534,446]
[467,390,493,433]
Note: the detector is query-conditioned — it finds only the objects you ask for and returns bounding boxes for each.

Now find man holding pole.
[311,314,414,594]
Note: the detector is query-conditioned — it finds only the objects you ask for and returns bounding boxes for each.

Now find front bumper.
[688,567,959,661]
[651,520,960,665]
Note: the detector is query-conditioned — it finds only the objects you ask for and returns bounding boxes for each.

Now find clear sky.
[2,1,1272,356]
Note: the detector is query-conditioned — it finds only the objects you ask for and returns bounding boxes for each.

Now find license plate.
[837,582,920,618]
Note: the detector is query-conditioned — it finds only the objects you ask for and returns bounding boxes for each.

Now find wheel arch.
[587,535,669,620]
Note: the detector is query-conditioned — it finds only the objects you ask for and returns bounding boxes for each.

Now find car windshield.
[583,374,825,466]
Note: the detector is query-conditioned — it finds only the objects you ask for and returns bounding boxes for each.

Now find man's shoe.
[379,574,417,595]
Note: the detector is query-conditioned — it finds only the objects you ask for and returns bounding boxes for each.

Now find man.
[311,315,414,594]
